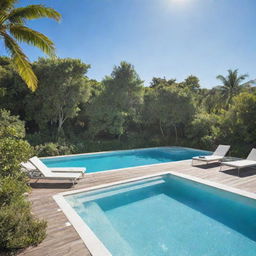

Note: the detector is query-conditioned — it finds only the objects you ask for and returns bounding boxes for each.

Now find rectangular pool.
[43,147,210,173]
[56,173,256,256]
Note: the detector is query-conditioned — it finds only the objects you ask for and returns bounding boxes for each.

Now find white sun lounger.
[220,148,256,176]
[28,156,85,186]
[21,159,85,177]
[192,145,230,166]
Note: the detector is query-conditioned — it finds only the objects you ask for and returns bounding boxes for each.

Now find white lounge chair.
[192,145,230,166]
[220,148,256,176]
[28,156,85,186]
[21,158,85,177]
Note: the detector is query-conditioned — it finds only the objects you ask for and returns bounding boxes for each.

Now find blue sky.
[1,0,256,88]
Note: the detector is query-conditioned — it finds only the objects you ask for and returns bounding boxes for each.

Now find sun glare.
[169,0,192,5]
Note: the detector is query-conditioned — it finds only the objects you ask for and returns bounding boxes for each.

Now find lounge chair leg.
[219,165,223,172]
[238,168,240,177]
[72,178,77,187]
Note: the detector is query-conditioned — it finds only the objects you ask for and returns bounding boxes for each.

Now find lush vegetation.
[0,48,255,256]
[0,110,47,254]
[0,1,60,253]
[0,0,61,91]
[0,56,255,159]
[1,2,255,255]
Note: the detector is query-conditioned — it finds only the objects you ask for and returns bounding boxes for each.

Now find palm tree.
[216,69,248,105]
[0,0,61,91]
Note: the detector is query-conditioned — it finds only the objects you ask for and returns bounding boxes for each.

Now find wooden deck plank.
[20,160,256,256]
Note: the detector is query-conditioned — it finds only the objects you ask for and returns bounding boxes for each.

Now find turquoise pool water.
[42,147,210,173]
[66,174,256,256]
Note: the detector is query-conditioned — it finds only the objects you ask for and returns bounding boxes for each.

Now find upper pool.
[42,147,210,173]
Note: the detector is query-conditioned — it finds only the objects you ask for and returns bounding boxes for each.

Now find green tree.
[216,92,256,156]
[149,77,176,88]
[216,69,248,106]
[0,0,61,91]
[186,112,219,149]
[25,58,91,137]
[182,75,200,91]
[88,62,144,139]
[198,87,225,114]
[143,85,195,143]
[0,57,34,119]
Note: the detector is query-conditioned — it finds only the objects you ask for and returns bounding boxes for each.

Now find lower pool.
[42,147,210,173]
[62,174,256,256]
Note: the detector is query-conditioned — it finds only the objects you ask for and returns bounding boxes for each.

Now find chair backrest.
[213,145,230,157]
[21,162,36,170]
[247,148,256,161]
[29,156,53,177]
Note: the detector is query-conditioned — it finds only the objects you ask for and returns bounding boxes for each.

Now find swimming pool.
[55,173,256,256]
[42,147,210,173]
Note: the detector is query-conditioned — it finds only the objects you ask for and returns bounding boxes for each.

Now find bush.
[0,196,47,251]
[0,138,33,179]
[35,142,74,157]
[0,110,47,254]
[0,177,28,206]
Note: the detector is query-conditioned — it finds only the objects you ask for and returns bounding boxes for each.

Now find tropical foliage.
[1,57,255,158]
[216,69,248,106]
[0,0,61,91]
[0,110,46,254]
[0,56,255,253]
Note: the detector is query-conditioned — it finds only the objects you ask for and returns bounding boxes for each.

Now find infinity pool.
[43,147,210,173]
[64,174,256,256]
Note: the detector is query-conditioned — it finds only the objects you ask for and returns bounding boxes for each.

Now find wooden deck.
[19,160,256,256]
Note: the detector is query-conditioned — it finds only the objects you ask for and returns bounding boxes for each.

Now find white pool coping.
[41,146,211,159]
[53,169,256,256]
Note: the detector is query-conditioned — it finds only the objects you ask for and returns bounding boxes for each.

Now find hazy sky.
[1,0,256,88]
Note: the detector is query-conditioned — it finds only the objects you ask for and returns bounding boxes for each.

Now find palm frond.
[0,13,8,26]
[216,75,228,85]
[237,74,248,84]
[0,0,17,12]
[8,5,61,24]
[9,25,55,56]
[1,31,37,91]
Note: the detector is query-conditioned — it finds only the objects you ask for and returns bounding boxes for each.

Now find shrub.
[0,177,28,206]
[0,138,33,179]
[0,110,47,254]
[0,196,47,251]
[35,142,74,157]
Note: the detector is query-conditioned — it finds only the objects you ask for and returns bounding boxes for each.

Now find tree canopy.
[88,61,144,138]
[216,69,248,106]
[0,58,255,157]
[25,58,91,137]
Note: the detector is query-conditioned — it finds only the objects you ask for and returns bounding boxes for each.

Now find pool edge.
[53,168,256,256]
[41,146,211,159]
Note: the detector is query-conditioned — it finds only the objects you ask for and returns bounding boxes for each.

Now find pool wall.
[53,170,256,256]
